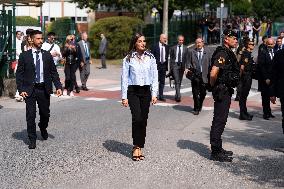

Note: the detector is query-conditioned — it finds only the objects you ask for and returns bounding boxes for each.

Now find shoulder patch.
[218,57,225,65]
[244,58,248,63]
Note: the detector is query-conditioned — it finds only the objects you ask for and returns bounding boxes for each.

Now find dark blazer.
[274,44,284,52]
[187,47,212,83]
[169,44,188,71]
[16,49,62,96]
[257,47,273,91]
[78,40,91,64]
[151,42,169,71]
[271,49,284,97]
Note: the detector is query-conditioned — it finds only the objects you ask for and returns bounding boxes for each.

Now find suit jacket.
[151,42,169,71]
[274,44,284,52]
[99,38,107,55]
[187,47,211,83]
[257,47,274,91]
[169,44,188,71]
[16,49,62,96]
[271,49,284,97]
[78,40,91,64]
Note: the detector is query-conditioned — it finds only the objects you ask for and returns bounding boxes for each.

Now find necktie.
[178,45,182,63]
[197,50,202,73]
[160,44,164,63]
[35,51,41,83]
[84,42,89,58]
[269,49,274,59]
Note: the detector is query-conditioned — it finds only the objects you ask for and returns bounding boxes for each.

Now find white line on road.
[85,97,108,101]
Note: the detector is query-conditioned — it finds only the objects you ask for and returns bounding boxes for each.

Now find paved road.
[0,50,283,188]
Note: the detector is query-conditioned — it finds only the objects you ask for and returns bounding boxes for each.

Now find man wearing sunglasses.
[42,32,62,66]
[238,39,256,121]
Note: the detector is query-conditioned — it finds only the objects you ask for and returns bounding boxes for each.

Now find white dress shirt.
[175,44,184,62]
[159,42,165,63]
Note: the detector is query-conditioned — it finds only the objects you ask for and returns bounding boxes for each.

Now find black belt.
[35,82,45,88]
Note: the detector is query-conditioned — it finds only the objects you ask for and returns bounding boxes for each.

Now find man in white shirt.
[41,32,62,66]
[15,31,23,101]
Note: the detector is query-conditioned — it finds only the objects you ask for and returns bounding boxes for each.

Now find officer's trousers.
[210,90,231,152]
[239,76,252,115]
[128,85,151,148]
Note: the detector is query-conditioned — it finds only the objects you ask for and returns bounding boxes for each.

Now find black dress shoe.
[82,87,89,91]
[210,152,233,162]
[239,114,252,121]
[234,96,240,101]
[246,113,253,119]
[158,97,166,101]
[28,140,36,149]
[269,114,275,118]
[175,98,181,102]
[193,110,199,115]
[75,87,80,93]
[263,114,270,120]
[221,148,233,156]
[40,129,48,140]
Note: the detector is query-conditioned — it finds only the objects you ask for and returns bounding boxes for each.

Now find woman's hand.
[151,97,157,105]
[122,99,128,107]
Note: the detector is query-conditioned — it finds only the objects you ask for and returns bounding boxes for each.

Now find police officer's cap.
[223,29,238,38]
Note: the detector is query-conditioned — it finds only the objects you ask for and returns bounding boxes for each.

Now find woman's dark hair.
[126,32,145,61]
[128,32,144,52]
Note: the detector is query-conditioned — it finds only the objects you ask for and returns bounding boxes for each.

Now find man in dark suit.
[274,37,284,52]
[151,34,169,101]
[78,32,91,91]
[186,38,211,115]
[16,30,62,149]
[258,37,275,120]
[270,48,284,134]
[169,35,188,102]
[98,33,107,69]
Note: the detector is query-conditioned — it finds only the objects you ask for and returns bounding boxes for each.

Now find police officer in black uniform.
[209,29,240,162]
[239,39,257,120]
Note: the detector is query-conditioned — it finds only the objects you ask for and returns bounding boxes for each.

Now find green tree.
[16,16,39,26]
[89,16,143,59]
[252,0,284,20]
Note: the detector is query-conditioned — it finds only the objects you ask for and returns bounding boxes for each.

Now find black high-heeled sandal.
[132,146,140,161]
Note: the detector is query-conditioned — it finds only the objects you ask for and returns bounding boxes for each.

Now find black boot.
[28,139,36,149]
[221,148,233,156]
[210,147,233,162]
[239,113,252,121]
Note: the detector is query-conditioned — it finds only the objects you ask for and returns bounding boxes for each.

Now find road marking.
[101,86,121,91]
[85,97,108,101]
[164,87,192,95]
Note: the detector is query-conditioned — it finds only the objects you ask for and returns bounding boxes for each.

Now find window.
[82,17,87,22]
[77,17,82,22]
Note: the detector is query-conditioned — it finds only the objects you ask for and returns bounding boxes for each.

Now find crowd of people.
[12,23,284,162]
[122,28,284,162]
[14,29,107,101]
[199,16,273,45]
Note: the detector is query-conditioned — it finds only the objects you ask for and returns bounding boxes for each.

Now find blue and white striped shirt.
[121,51,158,99]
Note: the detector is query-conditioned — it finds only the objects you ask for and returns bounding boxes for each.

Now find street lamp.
[220,0,224,45]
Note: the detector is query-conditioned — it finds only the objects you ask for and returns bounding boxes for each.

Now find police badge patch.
[218,57,225,64]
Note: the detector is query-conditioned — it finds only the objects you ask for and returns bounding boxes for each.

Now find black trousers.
[25,86,50,140]
[210,90,231,152]
[128,85,151,148]
[158,64,167,98]
[280,98,284,133]
[261,86,272,116]
[100,54,106,68]
[191,77,207,111]
[239,76,252,115]
[64,63,77,92]
[172,65,184,99]
[73,63,79,89]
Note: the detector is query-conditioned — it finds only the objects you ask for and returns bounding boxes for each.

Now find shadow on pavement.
[172,105,193,112]
[103,140,132,158]
[217,155,284,187]
[177,139,210,159]
[12,129,55,145]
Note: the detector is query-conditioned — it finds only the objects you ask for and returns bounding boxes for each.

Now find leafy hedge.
[47,17,76,39]
[16,16,39,26]
[89,16,144,59]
